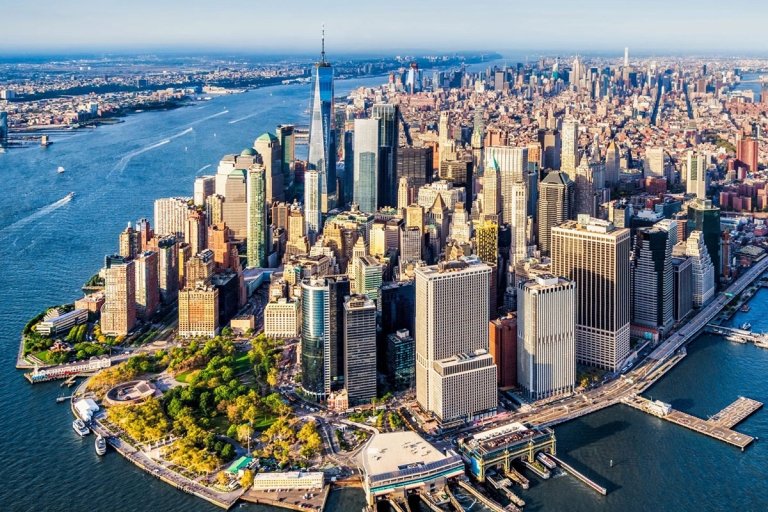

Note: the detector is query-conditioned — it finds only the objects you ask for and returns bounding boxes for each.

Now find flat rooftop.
[361,431,449,476]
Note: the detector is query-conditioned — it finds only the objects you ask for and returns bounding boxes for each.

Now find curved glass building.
[301,279,330,399]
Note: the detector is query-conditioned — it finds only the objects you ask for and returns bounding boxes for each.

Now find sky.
[1,0,766,56]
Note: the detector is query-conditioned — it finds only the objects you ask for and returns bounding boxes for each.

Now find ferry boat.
[56,166,65,174]
[72,419,90,437]
[95,435,107,455]
[740,322,752,331]
[741,305,751,313]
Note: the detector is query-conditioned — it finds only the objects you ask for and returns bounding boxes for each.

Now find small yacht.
[72,419,90,437]
[741,322,752,331]
[56,166,65,174]
[95,435,107,455]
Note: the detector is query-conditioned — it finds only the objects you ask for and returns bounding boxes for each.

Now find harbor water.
[2,65,768,511]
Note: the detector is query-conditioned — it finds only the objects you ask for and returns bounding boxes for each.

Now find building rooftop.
[360,431,450,477]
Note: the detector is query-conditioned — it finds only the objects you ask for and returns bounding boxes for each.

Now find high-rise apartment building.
[736,134,758,172]
[178,284,219,337]
[247,165,268,268]
[155,236,179,304]
[101,255,136,336]
[538,171,574,256]
[551,217,630,371]
[134,250,159,321]
[185,210,207,256]
[154,197,191,239]
[343,295,377,404]
[194,175,216,207]
[517,275,576,400]
[645,147,665,178]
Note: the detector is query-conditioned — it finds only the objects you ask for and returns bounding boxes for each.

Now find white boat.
[65,192,75,200]
[95,435,107,455]
[73,419,90,437]
[741,322,752,331]
[57,166,65,174]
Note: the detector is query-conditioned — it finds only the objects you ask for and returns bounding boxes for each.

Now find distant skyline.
[2,0,767,55]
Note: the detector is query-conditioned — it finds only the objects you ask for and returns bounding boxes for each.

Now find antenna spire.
[321,23,326,63]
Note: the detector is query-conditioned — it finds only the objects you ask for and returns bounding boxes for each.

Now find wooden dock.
[548,454,607,496]
[623,395,759,451]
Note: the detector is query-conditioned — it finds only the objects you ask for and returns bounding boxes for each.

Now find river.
[3,62,768,512]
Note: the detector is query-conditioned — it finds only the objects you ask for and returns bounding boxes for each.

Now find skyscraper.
[193,175,215,207]
[687,198,721,278]
[561,118,579,177]
[551,217,631,371]
[538,171,574,256]
[489,315,517,388]
[134,250,159,321]
[276,124,295,188]
[631,227,674,332]
[101,255,136,336]
[254,132,284,206]
[397,147,433,191]
[482,156,501,220]
[247,165,268,268]
[353,118,380,213]
[372,103,399,209]
[605,139,621,185]
[305,29,335,237]
[155,235,179,304]
[737,134,759,172]
[686,231,715,307]
[685,151,708,199]
[301,278,331,400]
[415,259,497,423]
[517,275,576,400]
[509,180,529,266]
[343,295,377,404]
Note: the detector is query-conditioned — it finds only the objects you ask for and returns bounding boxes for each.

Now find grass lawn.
[233,352,252,374]
[175,369,199,384]
[253,415,277,430]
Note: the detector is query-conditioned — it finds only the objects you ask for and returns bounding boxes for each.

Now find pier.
[455,478,511,512]
[623,395,758,450]
[706,324,768,349]
[547,454,607,496]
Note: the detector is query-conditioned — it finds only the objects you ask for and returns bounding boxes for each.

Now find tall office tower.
[396,147,433,192]
[687,198,721,278]
[538,171,574,256]
[644,147,665,178]
[484,146,528,225]
[254,132,284,206]
[185,210,207,256]
[560,118,579,177]
[685,151,708,199]
[397,177,411,211]
[0,111,7,144]
[101,255,136,336]
[538,129,561,170]
[405,204,425,231]
[405,62,422,93]
[207,223,231,270]
[476,220,498,264]
[119,223,139,259]
[154,197,191,239]
[438,112,451,166]
[353,256,383,301]
[624,47,629,68]
[185,249,215,288]
[574,155,600,217]
[276,124,295,186]
[517,275,576,400]
[342,129,354,205]
[306,30,335,232]
[246,165,268,268]
[489,315,517,388]
[631,227,674,332]
[194,175,216,207]
[353,118,380,213]
[326,275,351,389]
[387,329,416,390]
[177,243,192,290]
[482,157,501,220]
[178,284,219,337]
[343,295,377,404]
[400,225,422,262]
[449,202,472,244]
[222,167,249,239]
[509,181,529,266]
[415,259,497,423]
[205,194,225,227]
[551,217,631,371]
[471,109,485,174]
[155,236,179,304]
[736,134,759,172]
[605,139,621,185]
[136,218,153,252]
[372,103,399,209]
[271,202,290,231]
[133,250,159,321]
[571,56,583,88]
[671,255,693,321]
[686,231,715,307]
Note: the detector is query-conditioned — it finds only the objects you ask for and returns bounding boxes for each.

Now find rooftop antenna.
[321,23,326,64]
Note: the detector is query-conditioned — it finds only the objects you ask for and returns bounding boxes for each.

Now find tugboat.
[95,435,107,455]
[72,419,90,437]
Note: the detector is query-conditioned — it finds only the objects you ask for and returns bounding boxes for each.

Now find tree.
[216,471,230,486]
[240,469,254,489]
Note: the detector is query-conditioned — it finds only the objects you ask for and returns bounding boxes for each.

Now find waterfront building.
[35,308,88,336]
[178,284,219,337]
[353,117,380,214]
[247,165,268,268]
[387,329,415,391]
[193,175,215,207]
[517,275,576,400]
[360,432,464,507]
[343,295,377,404]
[538,171,574,256]
[686,231,715,308]
[415,259,496,423]
[101,255,136,336]
[251,472,323,492]
[372,103,399,209]
[264,298,300,338]
[551,216,631,371]
[153,197,191,239]
[631,227,674,333]
[133,250,159,321]
[672,255,693,321]
[489,314,516,388]
[253,132,284,206]
[118,223,139,259]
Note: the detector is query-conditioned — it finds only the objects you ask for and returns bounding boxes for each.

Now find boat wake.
[228,112,257,125]
[0,193,74,238]
[111,127,194,174]
[190,109,229,126]
[197,164,212,173]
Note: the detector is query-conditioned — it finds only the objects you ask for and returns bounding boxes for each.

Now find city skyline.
[3,0,768,55]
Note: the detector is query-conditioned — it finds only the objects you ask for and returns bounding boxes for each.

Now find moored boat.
[72,419,89,437]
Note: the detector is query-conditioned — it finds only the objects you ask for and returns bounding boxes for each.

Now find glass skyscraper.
[305,39,335,238]
[353,118,380,213]
[301,279,330,399]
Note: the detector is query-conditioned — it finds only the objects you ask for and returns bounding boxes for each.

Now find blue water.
[2,64,768,511]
